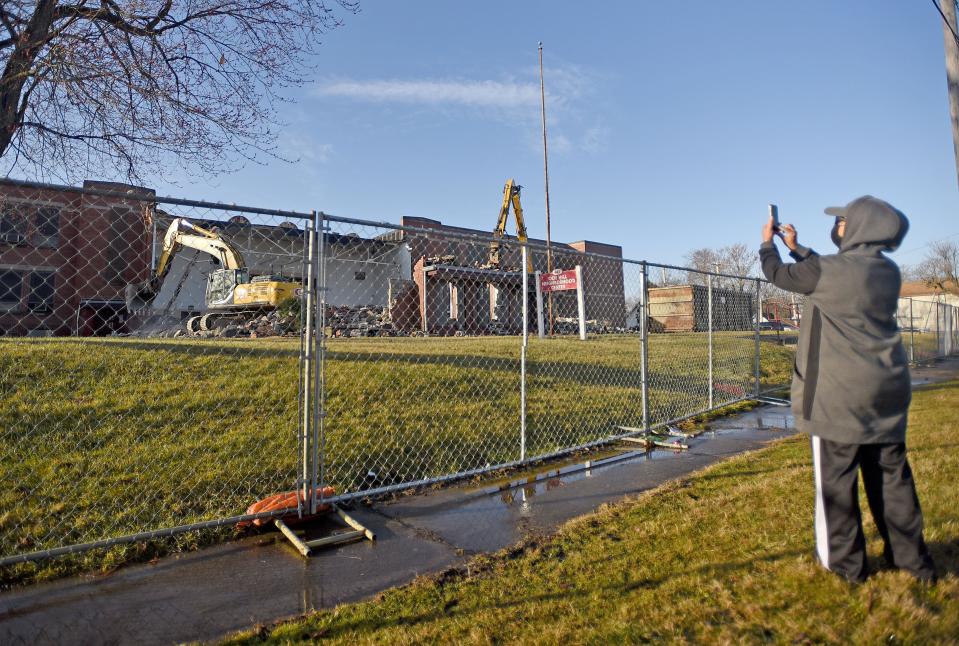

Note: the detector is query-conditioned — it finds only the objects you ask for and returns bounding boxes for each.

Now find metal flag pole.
[539,41,554,336]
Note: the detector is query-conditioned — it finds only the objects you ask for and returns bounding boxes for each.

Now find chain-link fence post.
[298,215,317,516]
[946,302,954,357]
[640,261,650,430]
[754,278,761,397]
[520,244,528,462]
[312,210,326,514]
[942,302,948,357]
[954,305,958,355]
[707,271,714,409]
[909,297,915,364]
[951,303,955,356]
[575,264,586,341]
[937,302,942,358]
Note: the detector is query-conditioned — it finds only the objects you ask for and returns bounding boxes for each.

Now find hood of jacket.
[837,195,909,253]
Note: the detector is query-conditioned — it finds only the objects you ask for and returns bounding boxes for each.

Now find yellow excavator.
[488,178,533,272]
[125,217,300,334]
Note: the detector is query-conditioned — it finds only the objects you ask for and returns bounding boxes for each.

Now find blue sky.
[160,0,959,270]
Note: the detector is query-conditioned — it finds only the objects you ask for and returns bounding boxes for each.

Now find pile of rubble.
[216,311,299,339]
[134,304,407,339]
[325,304,405,338]
[552,317,629,335]
[136,308,299,339]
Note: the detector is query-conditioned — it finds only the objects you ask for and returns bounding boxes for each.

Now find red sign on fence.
[540,269,579,293]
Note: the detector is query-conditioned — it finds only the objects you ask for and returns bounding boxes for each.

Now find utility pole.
[940,0,959,189]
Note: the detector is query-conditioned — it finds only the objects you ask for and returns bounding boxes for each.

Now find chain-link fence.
[1,178,957,584]
[0,181,314,584]
[897,296,959,364]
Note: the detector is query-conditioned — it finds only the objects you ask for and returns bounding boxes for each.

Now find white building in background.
[898,281,959,332]
[148,212,411,318]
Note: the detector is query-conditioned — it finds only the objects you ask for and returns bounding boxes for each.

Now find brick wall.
[400,216,627,328]
[0,179,154,336]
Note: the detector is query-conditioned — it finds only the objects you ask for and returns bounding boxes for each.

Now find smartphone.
[768,203,780,232]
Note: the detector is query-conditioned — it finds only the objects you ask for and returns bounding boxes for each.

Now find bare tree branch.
[0,0,358,182]
[684,243,758,291]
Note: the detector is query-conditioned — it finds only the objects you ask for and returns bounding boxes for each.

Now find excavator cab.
[206,268,250,307]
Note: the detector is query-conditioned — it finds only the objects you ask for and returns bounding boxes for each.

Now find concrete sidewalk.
[1,359,954,645]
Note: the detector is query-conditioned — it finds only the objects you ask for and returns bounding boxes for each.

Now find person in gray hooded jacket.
[759,195,936,584]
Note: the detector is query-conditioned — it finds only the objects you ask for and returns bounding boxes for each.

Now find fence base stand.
[752,396,791,407]
[304,529,365,549]
[617,424,698,440]
[617,432,689,451]
[334,506,377,542]
[274,519,311,557]
[275,506,375,558]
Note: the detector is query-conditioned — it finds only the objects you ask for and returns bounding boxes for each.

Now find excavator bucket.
[124,280,159,314]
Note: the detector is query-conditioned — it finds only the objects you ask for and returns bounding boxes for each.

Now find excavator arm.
[489,179,532,271]
[126,218,246,312]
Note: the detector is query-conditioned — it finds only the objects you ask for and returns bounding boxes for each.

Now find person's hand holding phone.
[763,203,780,243]
[762,203,799,250]
[762,214,776,243]
[779,223,799,251]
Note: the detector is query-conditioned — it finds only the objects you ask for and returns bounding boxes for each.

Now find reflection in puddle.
[482,448,684,514]
[478,421,797,515]
[710,413,795,431]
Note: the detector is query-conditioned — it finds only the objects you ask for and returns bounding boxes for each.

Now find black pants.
[811,436,936,583]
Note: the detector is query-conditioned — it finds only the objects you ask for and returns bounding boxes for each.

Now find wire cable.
[931,0,959,48]
[897,230,959,258]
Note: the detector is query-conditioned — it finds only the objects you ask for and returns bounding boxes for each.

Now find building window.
[105,207,130,284]
[0,206,27,245]
[34,207,60,248]
[0,269,23,307]
[28,271,55,313]
[354,271,366,281]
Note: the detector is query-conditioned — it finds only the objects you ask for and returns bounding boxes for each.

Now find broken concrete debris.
[138,304,403,339]
[140,308,299,339]
[325,304,401,338]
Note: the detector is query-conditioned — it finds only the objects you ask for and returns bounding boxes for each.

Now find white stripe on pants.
[812,435,830,569]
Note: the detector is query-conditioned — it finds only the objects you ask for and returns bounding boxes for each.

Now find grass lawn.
[228,379,959,645]
[0,332,792,587]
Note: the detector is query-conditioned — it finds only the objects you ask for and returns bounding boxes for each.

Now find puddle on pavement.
[395,420,799,556]
[466,421,794,516]
[484,449,681,511]
[708,412,794,430]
